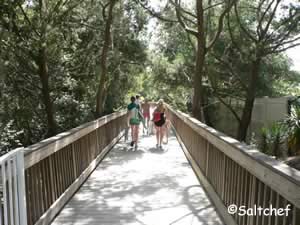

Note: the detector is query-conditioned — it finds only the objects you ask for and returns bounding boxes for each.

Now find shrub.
[258,123,286,159]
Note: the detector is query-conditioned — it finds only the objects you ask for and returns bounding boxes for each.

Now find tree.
[0,0,88,137]
[172,0,236,121]
[228,0,300,141]
[95,0,118,117]
[136,0,236,121]
[0,0,148,151]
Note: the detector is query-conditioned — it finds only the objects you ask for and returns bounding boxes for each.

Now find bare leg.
[146,118,150,134]
[130,125,134,142]
[164,122,169,144]
[160,126,165,146]
[133,125,136,142]
[135,125,140,143]
[156,126,160,145]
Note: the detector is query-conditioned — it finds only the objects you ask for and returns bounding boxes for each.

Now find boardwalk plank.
[51,131,224,225]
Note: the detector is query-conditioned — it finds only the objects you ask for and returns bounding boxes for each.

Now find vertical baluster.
[205,142,210,177]
[71,143,77,179]
[246,175,254,225]
[261,185,270,225]
[12,157,20,225]
[224,157,229,205]
[242,171,250,225]
[42,160,50,209]
[233,164,238,222]
[238,168,245,225]
[61,148,67,191]
[218,151,223,194]
[48,156,56,203]
[34,164,40,218]
[268,190,275,225]
[66,146,72,186]
[282,199,288,225]
[275,194,284,225]
[255,181,263,225]
[221,154,226,201]
[292,206,300,225]
[7,159,15,225]
[53,154,60,199]
[2,162,8,225]
[47,158,54,207]
[228,158,234,207]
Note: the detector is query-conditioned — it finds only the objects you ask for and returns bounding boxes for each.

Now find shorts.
[154,119,166,127]
[143,112,150,119]
[130,118,140,125]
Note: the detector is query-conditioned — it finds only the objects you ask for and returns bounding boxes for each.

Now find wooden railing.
[167,105,300,225]
[23,111,127,225]
[0,148,27,225]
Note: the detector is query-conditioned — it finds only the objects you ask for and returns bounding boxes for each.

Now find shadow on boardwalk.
[51,131,224,225]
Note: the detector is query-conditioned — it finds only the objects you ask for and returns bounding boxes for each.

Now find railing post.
[205,141,210,176]
[221,154,226,200]
[16,149,28,225]
[1,158,9,225]
[95,128,99,151]
[71,143,77,179]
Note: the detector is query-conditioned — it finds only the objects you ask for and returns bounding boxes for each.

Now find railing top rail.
[0,148,24,164]
[23,110,126,169]
[167,105,300,207]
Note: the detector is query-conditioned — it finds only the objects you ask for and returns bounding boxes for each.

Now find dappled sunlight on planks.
[51,131,223,225]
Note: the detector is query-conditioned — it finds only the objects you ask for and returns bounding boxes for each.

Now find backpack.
[129,107,140,125]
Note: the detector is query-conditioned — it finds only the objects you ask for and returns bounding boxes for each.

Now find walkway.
[51,131,224,225]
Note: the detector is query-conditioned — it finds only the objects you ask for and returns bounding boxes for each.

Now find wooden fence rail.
[0,148,27,225]
[167,105,300,225]
[23,111,127,225]
[4,103,300,225]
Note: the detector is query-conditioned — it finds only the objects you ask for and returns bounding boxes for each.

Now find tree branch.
[226,12,247,57]
[102,2,110,20]
[170,0,197,18]
[186,32,196,52]
[234,3,258,43]
[260,0,281,40]
[173,0,198,36]
[257,0,277,36]
[211,88,242,123]
[135,0,177,23]
[204,1,225,11]
[256,0,268,36]
[211,52,248,90]
[17,2,40,37]
[206,0,236,51]
[267,41,300,55]
[266,36,300,54]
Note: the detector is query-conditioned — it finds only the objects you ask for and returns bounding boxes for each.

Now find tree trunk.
[237,58,261,141]
[38,47,57,137]
[192,0,206,122]
[202,85,213,126]
[37,0,57,137]
[95,0,117,117]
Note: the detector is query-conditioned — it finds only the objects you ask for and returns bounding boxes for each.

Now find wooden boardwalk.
[51,131,224,225]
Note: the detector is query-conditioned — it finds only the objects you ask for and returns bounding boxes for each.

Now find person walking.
[153,99,167,148]
[141,99,151,135]
[135,95,147,133]
[127,96,140,149]
[135,95,141,109]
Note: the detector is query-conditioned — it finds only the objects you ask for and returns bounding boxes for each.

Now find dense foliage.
[0,0,148,153]
[0,0,299,154]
